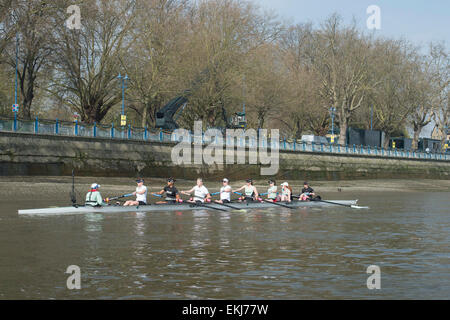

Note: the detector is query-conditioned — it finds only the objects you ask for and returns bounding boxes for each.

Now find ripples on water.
[0,192,449,299]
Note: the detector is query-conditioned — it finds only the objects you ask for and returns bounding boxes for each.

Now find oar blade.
[350,205,370,209]
[193,203,228,212]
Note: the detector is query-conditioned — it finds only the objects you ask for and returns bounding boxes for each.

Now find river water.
[0,191,449,299]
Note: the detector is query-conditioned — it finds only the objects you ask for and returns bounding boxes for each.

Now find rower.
[155,178,180,204]
[234,178,259,202]
[215,178,232,204]
[266,179,278,202]
[124,178,148,206]
[181,178,211,204]
[280,182,292,202]
[85,183,106,207]
[299,181,316,201]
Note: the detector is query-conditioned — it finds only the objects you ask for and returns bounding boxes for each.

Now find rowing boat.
[18,200,358,216]
[18,200,359,215]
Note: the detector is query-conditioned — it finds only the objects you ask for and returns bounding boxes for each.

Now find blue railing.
[0,117,448,161]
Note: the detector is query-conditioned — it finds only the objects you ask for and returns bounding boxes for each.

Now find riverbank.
[1,176,449,202]
[1,132,450,180]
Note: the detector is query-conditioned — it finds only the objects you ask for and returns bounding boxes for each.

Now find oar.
[292,196,368,209]
[105,193,133,202]
[179,191,222,211]
[233,191,292,209]
[191,202,229,212]
[318,199,368,209]
[214,201,244,211]
[233,191,268,198]
[70,169,77,206]
[207,191,241,210]
[234,191,268,197]
[262,199,294,209]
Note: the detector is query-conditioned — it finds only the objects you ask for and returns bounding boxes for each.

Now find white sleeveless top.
[193,185,209,202]
[220,185,232,201]
[136,185,147,203]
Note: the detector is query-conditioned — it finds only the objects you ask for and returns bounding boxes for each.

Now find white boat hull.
[18,200,359,216]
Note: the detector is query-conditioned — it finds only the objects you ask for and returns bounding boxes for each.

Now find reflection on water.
[0,192,449,299]
[85,213,103,233]
[134,212,146,237]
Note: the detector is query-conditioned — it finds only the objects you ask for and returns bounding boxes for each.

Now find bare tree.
[303,15,375,145]
[1,0,447,141]
[51,0,135,124]
[178,0,281,129]
[0,0,15,115]
[4,0,54,119]
[427,43,449,150]
[242,44,289,130]
[122,0,189,127]
[409,64,434,150]
[0,0,15,60]
[368,39,419,148]
[279,23,331,138]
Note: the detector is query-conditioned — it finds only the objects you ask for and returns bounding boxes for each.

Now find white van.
[301,135,329,145]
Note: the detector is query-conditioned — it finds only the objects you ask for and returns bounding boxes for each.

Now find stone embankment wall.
[1,132,449,180]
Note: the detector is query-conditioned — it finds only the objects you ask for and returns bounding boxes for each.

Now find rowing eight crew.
[85,178,319,207]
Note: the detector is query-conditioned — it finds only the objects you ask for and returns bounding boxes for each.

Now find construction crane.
[155,69,247,131]
[155,93,190,131]
[155,96,246,131]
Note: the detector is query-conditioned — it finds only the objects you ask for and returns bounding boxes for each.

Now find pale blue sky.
[257,0,449,49]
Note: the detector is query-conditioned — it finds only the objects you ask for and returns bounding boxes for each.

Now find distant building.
[418,138,441,152]
[346,128,384,147]
[431,125,449,141]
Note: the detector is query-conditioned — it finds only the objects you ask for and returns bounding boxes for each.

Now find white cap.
[222,178,229,183]
[281,182,289,187]
[91,183,100,189]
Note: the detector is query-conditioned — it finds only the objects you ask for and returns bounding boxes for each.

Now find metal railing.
[0,117,448,162]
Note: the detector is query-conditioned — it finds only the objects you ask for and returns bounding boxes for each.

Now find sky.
[257,0,450,49]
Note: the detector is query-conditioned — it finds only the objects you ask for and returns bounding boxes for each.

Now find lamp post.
[444,125,449,151]
[242,75,246,130]
[117,73,129,127]
[15,34,18,108]
[243,76,246,116]
[13,34,19,131]
[329,106,336,144]
[370,105,374,131]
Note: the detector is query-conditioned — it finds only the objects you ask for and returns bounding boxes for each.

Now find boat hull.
[18,200,358,216]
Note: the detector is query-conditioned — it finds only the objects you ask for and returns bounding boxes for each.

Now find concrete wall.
[1,132,449,180]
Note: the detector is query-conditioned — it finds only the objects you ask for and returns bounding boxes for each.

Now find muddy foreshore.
[0,176,449,202]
